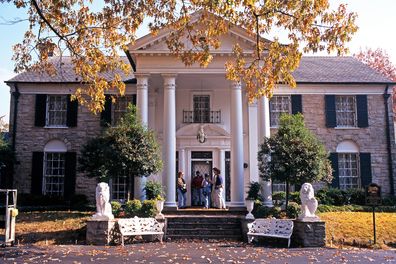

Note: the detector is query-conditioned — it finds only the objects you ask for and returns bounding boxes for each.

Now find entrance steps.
[164,208,246,241]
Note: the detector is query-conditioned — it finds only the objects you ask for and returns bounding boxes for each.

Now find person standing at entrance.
[192,171,204,206]
[176,171,187,208]
[213,167,226,209]
[202,173,212,209]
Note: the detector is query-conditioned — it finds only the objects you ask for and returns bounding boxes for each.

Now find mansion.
[4,24,396,207]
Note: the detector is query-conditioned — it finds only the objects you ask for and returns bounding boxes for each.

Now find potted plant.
[245,182,261,219]
[155,194,165,219]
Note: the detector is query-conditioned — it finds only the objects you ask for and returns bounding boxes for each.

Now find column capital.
[230,81,242,90]
[162,74,177,89]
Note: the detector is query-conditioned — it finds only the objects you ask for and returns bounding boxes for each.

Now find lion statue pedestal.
[291,183,326,247]
[86,182,115,245]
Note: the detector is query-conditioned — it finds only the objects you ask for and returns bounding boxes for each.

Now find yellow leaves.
[11,0,357,113]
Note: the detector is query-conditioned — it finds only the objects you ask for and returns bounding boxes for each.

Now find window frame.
[335,95,358,128]
[112,95,135,126]
[338,152,360,190]
[110,175,129,202]
[269,95,291,128]
[192,94,211,123]
[42,152,66,196]
[45,95,68,127]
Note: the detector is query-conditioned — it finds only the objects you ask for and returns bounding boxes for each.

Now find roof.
[6,56,393,84]
[6,56,135,83]
[294,56,393,84]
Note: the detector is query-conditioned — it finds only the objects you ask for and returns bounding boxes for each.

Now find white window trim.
[338,153,361,190]
[335,95,358,128]
[269,95,291,128]
[45,95,68,128]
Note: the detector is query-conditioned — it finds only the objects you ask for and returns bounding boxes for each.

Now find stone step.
[164,208,247,216]
[166,228,242,236]
[167,223,240,229]
[167,217,240,225]
[166,234,242,240]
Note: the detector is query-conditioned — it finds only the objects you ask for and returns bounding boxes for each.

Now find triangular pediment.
[130,12,268,54]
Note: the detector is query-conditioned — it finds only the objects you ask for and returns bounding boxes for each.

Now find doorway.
[191,151,212,206]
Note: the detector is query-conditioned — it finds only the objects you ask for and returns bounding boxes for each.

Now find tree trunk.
[285,179,290,217]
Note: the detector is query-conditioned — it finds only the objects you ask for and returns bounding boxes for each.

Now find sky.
[1,0,396,124]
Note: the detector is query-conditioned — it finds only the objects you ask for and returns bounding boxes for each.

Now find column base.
[164,201,177,208]
[262,200,274,207]
[227,201,246,207]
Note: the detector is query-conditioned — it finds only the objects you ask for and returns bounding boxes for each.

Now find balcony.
[183,110,221,124]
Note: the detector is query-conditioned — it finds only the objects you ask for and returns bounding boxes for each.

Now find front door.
[191,151,212,207]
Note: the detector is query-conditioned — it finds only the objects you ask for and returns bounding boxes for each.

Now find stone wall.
[11,92,101,201]
[8,84,396,201]
[271,93,394,195]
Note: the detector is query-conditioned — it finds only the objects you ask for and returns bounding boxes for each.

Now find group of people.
[176,167,226,209]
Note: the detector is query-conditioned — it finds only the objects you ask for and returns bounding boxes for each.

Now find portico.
[129,26,273,209]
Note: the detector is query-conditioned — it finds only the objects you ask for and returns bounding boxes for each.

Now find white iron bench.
[117,216,164,246]
[247,219,294,248]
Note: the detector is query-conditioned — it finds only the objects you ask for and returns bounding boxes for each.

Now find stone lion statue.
[298,183,319,221]
[93,182,114,220]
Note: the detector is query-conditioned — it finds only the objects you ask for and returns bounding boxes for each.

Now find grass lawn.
[319,212,396,248]
[1,211,395,247]
[1,211,92,245]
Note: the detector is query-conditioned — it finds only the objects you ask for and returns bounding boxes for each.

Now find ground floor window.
[43,152,65,196]
[110,175,128,202]
[338,153,360,190]
[272,181,287,193]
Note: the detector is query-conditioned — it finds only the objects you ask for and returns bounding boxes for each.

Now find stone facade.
[6,82,396,202]
[292,220,326,247]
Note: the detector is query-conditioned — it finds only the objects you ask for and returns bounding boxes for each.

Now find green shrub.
[125,199,142,217]
[144,180,164,200]
[286,202,300,218]
[317,204,396,213]
[246,182,261,200]
[382,196,396,206]
[69,194,89,209]
[111,201,122,216]
[253,205,281,218]
[272,191,286,202]
[344,188,365,205]
[289,191,301,204]
[140,200,157,217]
[316,188,333,205]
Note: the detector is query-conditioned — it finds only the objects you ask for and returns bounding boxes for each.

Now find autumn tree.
[3,0,357,112]
[258,114,332,211]
[79,105,162,184]
[354,48,396,82]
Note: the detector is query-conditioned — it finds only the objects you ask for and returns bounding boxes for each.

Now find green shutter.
[64,152,77,200]
[325,95,336,128]
[356,95,369,128]
[100,95,112,127]
[360,153,372,188]
[291,95,302,114]
[132,94,137,106]
[34,95,47,127]
[31,152,44,195]
[329,152,339,188]
[66,95,78,127]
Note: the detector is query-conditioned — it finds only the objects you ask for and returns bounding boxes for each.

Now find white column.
[248,101,259,182]
[134,74,149,201]
[179,148,186,175]
[258,96,273,207]
[219,149,226,204]
[163,74,177,208]
[230,81,245,207]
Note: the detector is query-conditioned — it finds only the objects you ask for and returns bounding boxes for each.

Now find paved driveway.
[1,241,395,263]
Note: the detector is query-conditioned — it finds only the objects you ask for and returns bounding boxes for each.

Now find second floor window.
[193,95,210,123]
[46,95,67,127]
[113,96,134,125]
[336,95,357,127]
[270,96,291,127]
